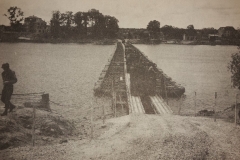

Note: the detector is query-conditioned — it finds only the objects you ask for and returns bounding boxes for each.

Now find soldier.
[1,63,17,116]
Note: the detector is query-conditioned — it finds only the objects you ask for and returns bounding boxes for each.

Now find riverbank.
[0,42,239,159]
[0,36,117,45]
[2,39,117,45]
[1,37,239,46]
[1,113,240,160]
[128,39,240,45]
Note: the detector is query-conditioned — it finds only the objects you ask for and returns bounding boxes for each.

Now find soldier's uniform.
[1,63,17,116]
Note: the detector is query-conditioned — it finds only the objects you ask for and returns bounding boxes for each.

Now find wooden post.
[119,95,124,116]
[164,78,168,105]
[103,104,105,125]
[214,92,217,122]
[194,92,197,117]
[90,97,94,139]
[41,93,50,111]
[235,94,238,126]
[111,78,117,117]
[178,95,183,115]
[111,79,114,110]
[32,105,36,147]
[114,92,117,117]
[119,76,124,115]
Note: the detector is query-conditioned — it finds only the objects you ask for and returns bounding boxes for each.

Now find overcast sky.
[0,0,240,29]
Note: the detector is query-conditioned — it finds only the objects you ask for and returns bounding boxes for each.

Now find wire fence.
[2,87,238,120]
[167,89,240,119]
[4,86,240,144]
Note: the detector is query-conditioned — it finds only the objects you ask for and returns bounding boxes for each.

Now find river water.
[0,43,115,118]
[135,44,239,114]
[0,43,239,116]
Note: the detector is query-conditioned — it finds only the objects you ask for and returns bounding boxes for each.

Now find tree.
[4,6,24,31]
[147,20,160,39]
[228,46,240,89]
[50,9,119,39]
[61,11,74,38]
[87,9,106,37]
[50,11,62,38]
[201,28,217,36]
[105,16,119,38]
[186,24,197,39]
[92,12,105,37]
[74,11,85,36]
[61,11,74,27]
[187,25,194,30]
[161,25,184,40]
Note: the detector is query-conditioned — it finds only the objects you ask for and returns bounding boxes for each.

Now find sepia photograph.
[0,0,240,159]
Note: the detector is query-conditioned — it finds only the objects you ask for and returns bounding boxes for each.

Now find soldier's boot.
[1,108,8,116]
[9,103,16,112]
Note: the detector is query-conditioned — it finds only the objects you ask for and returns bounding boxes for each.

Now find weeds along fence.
[166,89,240,123]
[0,90,123,156]
[7,92,44,105]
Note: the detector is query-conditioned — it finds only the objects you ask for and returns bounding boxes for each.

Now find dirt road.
[1,114,240,160]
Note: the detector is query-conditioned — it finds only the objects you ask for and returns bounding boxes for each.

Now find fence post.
[114,92,116,117]
[111,78,117,117]
[41,93,51,111]
[32,105,36,147]
[214,92,217,122]
[178,95,183,115]
[164,78,168,105]
[119,95,124,116]
[112,79,114,110]
[102,104,105,125]
[90,97,94,140]
[235,94,238,126]
[194,92,197,116]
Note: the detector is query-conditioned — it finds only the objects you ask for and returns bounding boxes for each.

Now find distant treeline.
[50,9,119,39]
[149,24,219,40]
[160,25,218,40]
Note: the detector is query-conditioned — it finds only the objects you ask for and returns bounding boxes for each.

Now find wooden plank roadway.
[125,73,145,114]
[123,42,171,115]
[126,72,172,115]
[150,96,173,115]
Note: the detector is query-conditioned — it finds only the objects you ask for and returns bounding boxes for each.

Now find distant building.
[182,28,198,41]
[118,28,164,40]
[183,33,197,41]
[118,28,146,39]
[218,26,236,38]
[24,16,47,34]
[208,34,220,42]
[0,25,4,33]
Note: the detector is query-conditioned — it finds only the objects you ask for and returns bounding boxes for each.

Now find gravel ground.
[1,114,240,160]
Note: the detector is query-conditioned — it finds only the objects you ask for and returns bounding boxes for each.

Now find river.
[135,44,239,114]
[0,43,239,116]
[0,43,115,118]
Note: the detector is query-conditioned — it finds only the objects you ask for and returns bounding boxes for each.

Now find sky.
[0,0,240,29]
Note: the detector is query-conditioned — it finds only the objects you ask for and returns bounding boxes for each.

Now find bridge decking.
[125,72,172,115]
[125,73,145,114]
[149,96,173,114]
[122,42,173,115]
[95,41,176,116]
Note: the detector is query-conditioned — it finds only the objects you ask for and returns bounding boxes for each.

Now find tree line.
[50,9,119,39]
[145,20,219,40]
[3,6,24,32]
[3,7,119,39]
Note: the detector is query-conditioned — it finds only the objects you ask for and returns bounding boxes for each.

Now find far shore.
[0,38,239,46]
[127,39,240,46]
[0,38,117,45]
